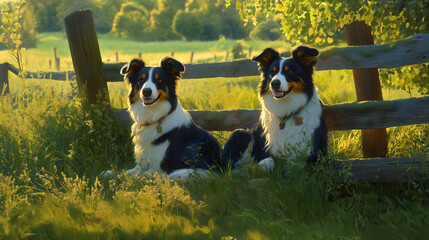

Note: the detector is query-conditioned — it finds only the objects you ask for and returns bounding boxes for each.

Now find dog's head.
[121,57,184,107]
[252,46,319,116]
[121,57,185,124]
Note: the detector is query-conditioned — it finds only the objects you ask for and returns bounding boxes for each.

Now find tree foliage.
[228,0,428,45]
[111,2,150,40]
[172,10,202,41]
[249,16,282,41]
[228,0,429,93]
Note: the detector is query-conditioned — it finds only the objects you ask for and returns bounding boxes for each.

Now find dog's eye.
[270,66,277,77]
[284,65,289,72]
[141,73,146,80]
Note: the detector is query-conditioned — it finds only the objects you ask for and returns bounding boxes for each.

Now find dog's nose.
[142,88,152,97]
[271,80,281,90]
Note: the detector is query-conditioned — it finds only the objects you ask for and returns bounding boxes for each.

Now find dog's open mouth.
[273,87,293,99]
[143,95,160,105]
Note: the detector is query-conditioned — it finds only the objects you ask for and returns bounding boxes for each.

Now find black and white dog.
[222,46,327,171]
[104,57,222,179]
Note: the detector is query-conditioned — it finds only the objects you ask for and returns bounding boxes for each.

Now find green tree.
[228,0,429,93]
[56,0,98,30]
[93,0,156,33]
[29,0,62,32]
[172,10,202,40]
[176,0,252,40]
[249,16,282,41]
[111,2,150,40]
[149,0,186,40]
[20,1,38,48]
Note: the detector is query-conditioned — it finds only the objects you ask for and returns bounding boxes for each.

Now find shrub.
[111,2,150,40]
[172,10,202,41]
[249,17,283,41]
[231,43,246,59]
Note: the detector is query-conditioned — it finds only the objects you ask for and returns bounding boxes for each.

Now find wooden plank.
[113,96,429,131]
[64,10,110,105]
[101,34,429,82]
[101,59,259,82]
[113,108,261,131]
[8,64,75,81]
[320,33,429,70]
[0,63,9,94]
[345,20,387,158]
[323,97,429,130]
[336,156,428,182]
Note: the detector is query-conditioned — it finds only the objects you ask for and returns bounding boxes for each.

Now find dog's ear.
[252,47,280,68]
[160,57,185,78]
[291,46,319,67]
[120,58,145,75]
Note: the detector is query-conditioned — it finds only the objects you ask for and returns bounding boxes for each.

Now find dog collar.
[277,107,304,130]
[139,115,167,133]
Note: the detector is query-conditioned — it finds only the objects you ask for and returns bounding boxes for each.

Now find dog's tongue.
[143,98,153,104]
[273,91,284,97]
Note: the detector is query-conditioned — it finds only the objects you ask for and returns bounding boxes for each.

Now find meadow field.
[1,33,429,239]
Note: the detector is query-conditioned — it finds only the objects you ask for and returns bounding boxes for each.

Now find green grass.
[1,34,429,239]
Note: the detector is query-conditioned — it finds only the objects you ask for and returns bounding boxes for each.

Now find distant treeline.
[0,0,284,49]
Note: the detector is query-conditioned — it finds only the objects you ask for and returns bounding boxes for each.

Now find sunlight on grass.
[1,33,429,239]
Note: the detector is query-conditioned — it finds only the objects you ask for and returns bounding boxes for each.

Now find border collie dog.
[105,57,221,179]
[222,46,327,171]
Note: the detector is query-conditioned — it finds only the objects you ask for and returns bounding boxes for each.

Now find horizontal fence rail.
[102,33,429,82]
[8,64,75,81]
[337,156,427,182]
[7,34,429,82]
[113,96,429,131]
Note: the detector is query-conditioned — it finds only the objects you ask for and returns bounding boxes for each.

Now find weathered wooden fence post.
[0,63,9,95]
[64,10,110,105]
[56,58,61,71]
[138,52,142,58]
[345,21,388,158]
[248,47,252,59]
[54,47,60,71]
[115,52,118,62]
[190,51,194,64]
[225,51,229,62]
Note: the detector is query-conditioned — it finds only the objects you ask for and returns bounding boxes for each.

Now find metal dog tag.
[294,117,303,126]
[157,125,163,133]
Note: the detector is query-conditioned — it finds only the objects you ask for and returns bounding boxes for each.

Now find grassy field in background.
[0,32,290,71]
[1,33,429,239]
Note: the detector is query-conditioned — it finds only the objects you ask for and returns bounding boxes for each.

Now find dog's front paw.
[100,170,114,177]
[125,165,143,176]
[168,168,213,180]
[258,157,275,172]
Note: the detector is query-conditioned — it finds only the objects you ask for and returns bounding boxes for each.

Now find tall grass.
[1,73,428,239]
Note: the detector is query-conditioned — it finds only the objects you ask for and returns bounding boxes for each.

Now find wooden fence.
[1,10,428,182]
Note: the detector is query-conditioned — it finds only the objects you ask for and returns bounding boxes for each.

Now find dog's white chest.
[132,124,169,173]
[262,93,322,160]
[129,103,192,174]
[267,115,317,158]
